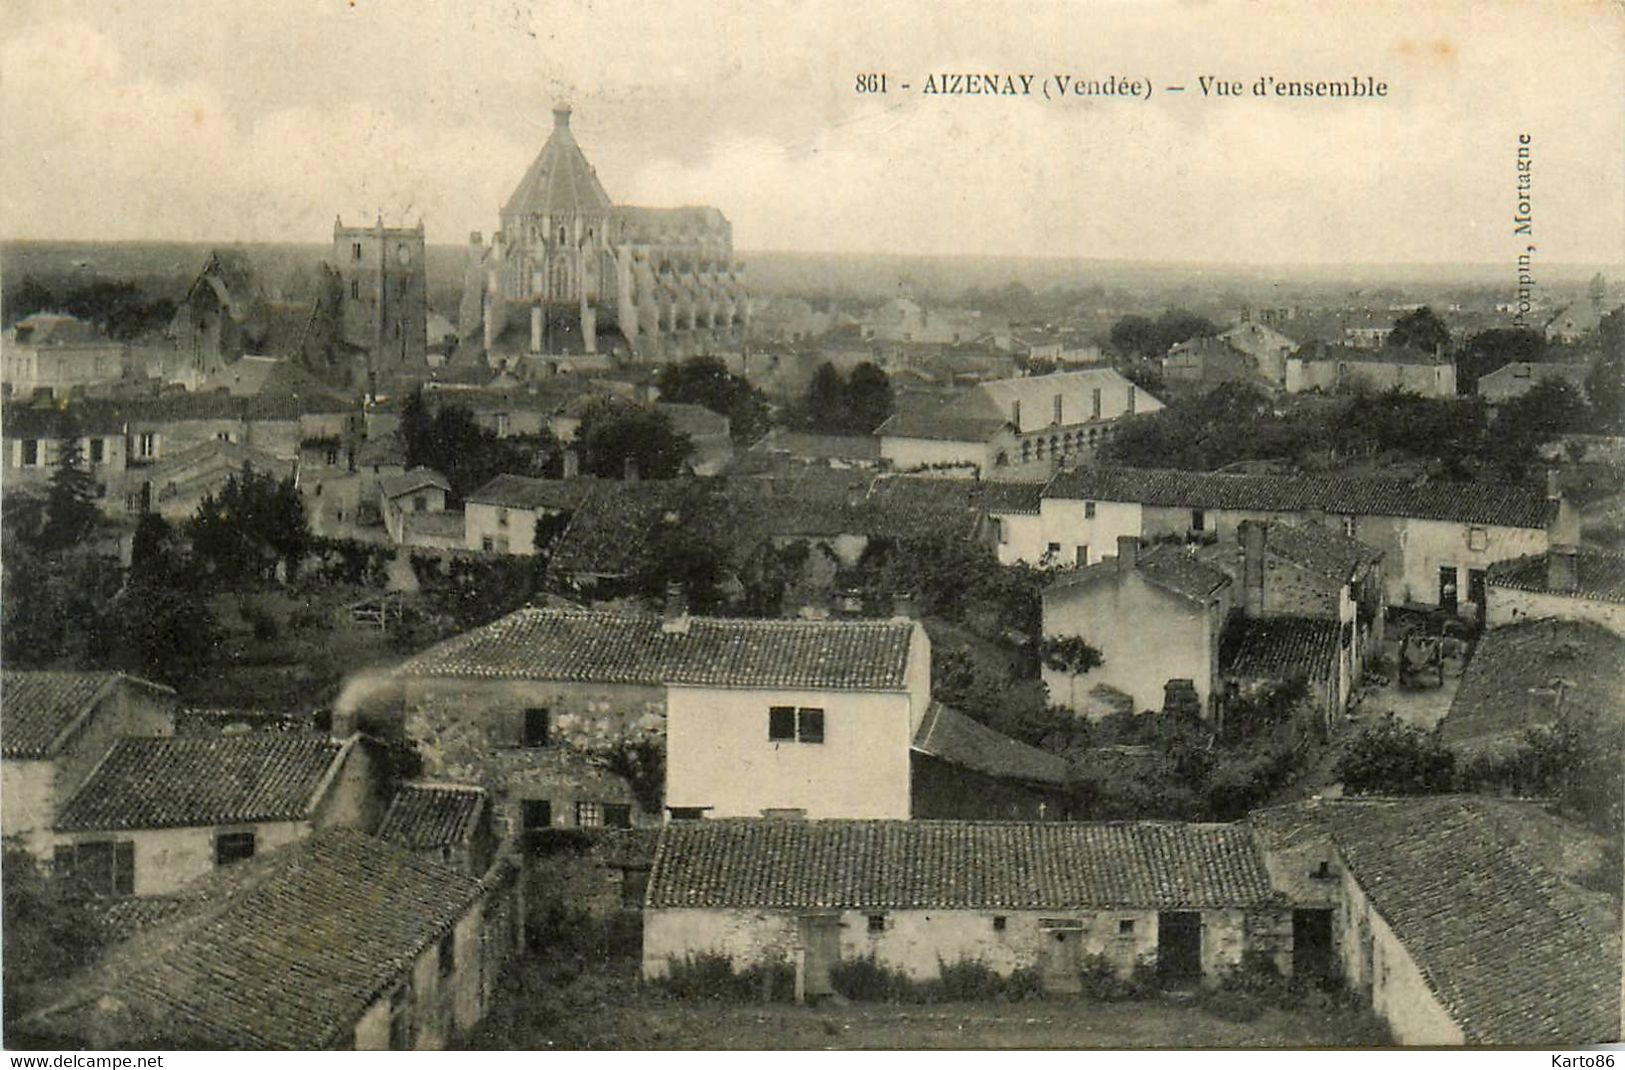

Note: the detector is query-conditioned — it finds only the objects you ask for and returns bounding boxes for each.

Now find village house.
[997,465,1573,616]
[746,428,884,470]
[1484,547,1625,636]
[1476,358,1590,404]
[49,733,380,896]
[18,830,520,1050]
[641,819,1291,996]
[656,401,733,475]
[876,368,1163,479]
[1284,342,1457,397]
[137,438,295,520]
[1250,797,1619,1046]
[376,782,496,876]
[1438,618,1625,756]
[1544,299,1612,344]
[1338,313,1395,350]
[0,313,145,395]
[1161,336,1274,394]
[378,466,456,546]
[1042,538,1234,717]
[1217,319,1299,385]
[463,473,597,555]
[0,671,176,857]
[390,608,932,830]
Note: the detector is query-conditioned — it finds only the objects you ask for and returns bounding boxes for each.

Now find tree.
[1387,306,1451,354]
[575,398,693,479]
[1586,308,1624,431]
[3,844,106,1030]
[802,362,848,431]
[1488,377,1592,477]
[43,420,100,548]
[1459,327,1545,394]
[634,513,730,614]
[1107,310,1218,359]
[400,389,559,499]
[845,362,894,433]
[187,465,310,587]
[655,356,771,443]
[109,582,220,685]
[1040,635,1105,712]
[2,276,56,325]
[1334,715,1456,795]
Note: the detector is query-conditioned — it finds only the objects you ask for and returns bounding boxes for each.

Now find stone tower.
[332,216,429,379]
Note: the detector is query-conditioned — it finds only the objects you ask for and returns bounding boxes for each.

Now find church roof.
[502,105,613,221]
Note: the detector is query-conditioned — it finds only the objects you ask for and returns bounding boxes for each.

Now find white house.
[997,465,1574,615]
[50,734,379,896]
[877,368,1163,479]
[394,608,932,826]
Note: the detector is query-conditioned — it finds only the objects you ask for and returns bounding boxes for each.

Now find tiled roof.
[55,735,349,831]
[26,830,495,1049]
[1487,549,1625,604]
[465,473,600,511]
[1258,520,1382,578]
[379,466,450,499]
[859,476,1033,538]
[1136,543,1233,603]
[547,479,712,577]
[1220,615,1339,683]
[749,429,882,463]
[646,819,1277,910]
[376,783,486,850]
[1296,340,1452,365]
[874,406,1008,442]
[1441,619,1625,753]
[1044,465,1557,530]
[1,671,123,759]
[1311,797,1619,1045]
[400,608,917,691]
[911,703,1069,786]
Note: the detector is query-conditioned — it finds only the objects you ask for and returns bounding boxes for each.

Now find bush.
[238,599,281,642]
[937,958,1005,1001]
[1077,953,1156,1001]
[829,954,916,1002]
[1003,964,1047,1003]
[656,953,794,1002]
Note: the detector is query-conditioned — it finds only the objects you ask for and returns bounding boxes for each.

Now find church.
[459,104,749,366]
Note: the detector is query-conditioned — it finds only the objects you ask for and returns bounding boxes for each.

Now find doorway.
[798,914,841,998]
[1292,908,1334,980]
[1438,566,1459,613]
[1157,911,1202,981]
[1039,921,1085,993]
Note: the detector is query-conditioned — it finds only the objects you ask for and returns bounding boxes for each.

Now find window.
[1467,526,1488,551]
[576,801,604,827]
[768,706,823,743]
[1084,501,1096,519]
[867,914,886,934]
[522,708,551,748]
[497,507,510,528]
[667,807,707,821]
[22,439,38,467]
[352,241,362,260]
[1047,541,1062,558]
[481,536,495,552]
[1190,509,1206,532]
[215,830,256,867]
[521,799,551,834]
[1342,515,1357,537]
[438,929,456,978]
[412,494,427,513]
[992,915,1007,932]
[53,841,135,896]
[350,279,360,299]
[323,446,339,466]
[217,431,233,442]
[136,432,157,459]
[603,803,633,829]
[89,438,104,465]
[1118,919,1135,936]
[1053,394,1063,424]
[1091,387,1102,420]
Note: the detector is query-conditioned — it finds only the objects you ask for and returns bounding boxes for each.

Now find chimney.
[891,591,919,619]
[1116,535,1139,575]
[1546,468,1562,501]
[1241,520,1267,618]
[1547,545,1579,593]
[661,581,690,634]
[562,448,580,479]
[624,456,640,482]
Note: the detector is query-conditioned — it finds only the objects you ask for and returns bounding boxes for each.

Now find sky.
[2,0,1623,265]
